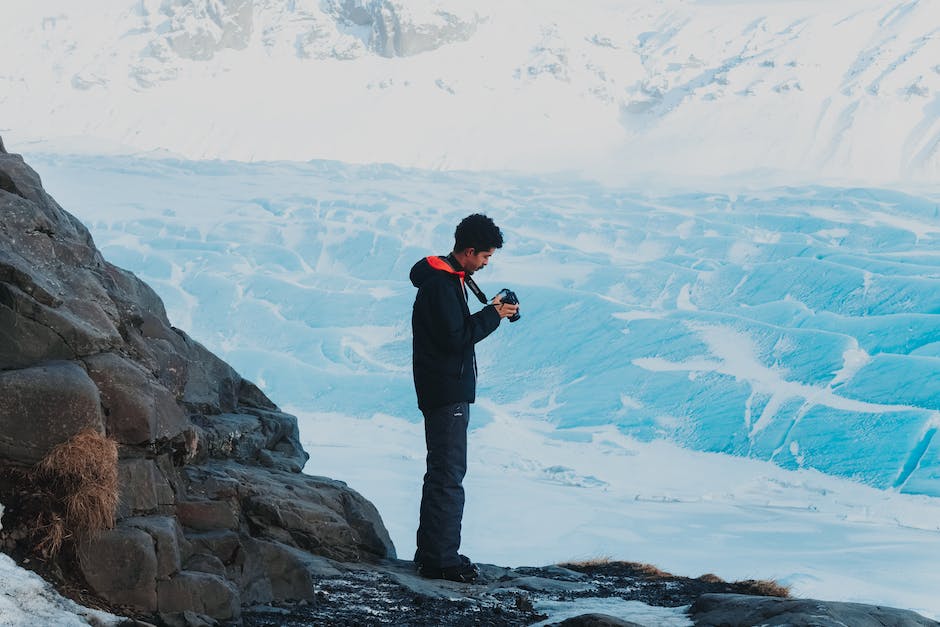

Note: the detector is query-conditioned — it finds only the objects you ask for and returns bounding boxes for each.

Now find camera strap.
[464,275,489,305]
[444,253,489,305]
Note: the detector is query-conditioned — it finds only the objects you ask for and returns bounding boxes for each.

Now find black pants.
[415,401,469,569]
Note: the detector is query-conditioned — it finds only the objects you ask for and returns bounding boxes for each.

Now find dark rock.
[158,609,219,627]
[0,134,6,153]
[238,379,278,411]
[239,558,551,626]
[245,407,308,469]
[0,361,105,464]
[0,292,73,368]
[0,257,61,308]
[123,516,188,580]
[190,408,307,472]
[0,167,25,200]
[237,537,321,604]
[0,148,401,623]
[184,553,228,578]
[77,526,159,610]
[84,352,190,445]
[238,560,940,627]
[117,458,176,517]
[157,570,240,620]
[0,152,80,226]
[154,453,188,498]
[186,461,394,562]
[178,335,241,414]
[0,275,122,362]
[191,413,268,462]
[0,165,123,364]
[529,565,591,581]
[184,529,242,567]
[689,593,940,627]
[98,262,191,397]
[176,499,240,531]
[99,261,172,331]
[492,574,594,594]
[483,564,593,597]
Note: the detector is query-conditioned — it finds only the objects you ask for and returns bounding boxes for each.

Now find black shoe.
[418,557,480,583]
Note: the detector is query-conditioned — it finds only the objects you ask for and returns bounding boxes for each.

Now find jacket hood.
[410,255,464,288]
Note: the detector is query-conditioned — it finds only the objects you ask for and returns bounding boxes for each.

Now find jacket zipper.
[457,275,469,380]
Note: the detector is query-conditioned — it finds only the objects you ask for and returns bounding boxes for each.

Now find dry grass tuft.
[34,512,68,558]
[735,578,791,598]
[558,556,612,568]
[628,561,673,579]
[559,558,675,579]
[30,429,119,557]
[559,558,790,598]
[697,573,725,583]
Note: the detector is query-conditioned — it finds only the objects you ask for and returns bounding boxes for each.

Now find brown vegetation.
[558,556,613,568]
[560,559,791,599]
[734,578,791,598]
[697,573,724,583]
[627,561,673,579]
[29,429,119,557]
[559,558,673,579]
[698,572,790,597]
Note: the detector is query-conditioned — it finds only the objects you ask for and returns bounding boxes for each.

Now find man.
[409,213,518,583]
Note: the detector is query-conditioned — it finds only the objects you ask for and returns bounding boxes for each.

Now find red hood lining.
[425,255,465,287]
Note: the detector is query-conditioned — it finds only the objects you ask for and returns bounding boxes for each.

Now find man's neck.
[445,252,466,273]
[446,253,488,304]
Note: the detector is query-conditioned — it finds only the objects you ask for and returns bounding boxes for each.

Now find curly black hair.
[453,213,504,252]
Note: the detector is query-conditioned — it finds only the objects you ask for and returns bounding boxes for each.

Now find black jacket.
[411,255,501,412]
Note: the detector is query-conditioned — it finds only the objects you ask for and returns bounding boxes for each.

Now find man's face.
[463,248,495,274]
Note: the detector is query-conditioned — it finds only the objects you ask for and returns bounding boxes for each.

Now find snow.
[0,504,123,626]
[533,598,693,626]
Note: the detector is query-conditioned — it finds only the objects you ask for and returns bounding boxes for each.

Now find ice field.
[30,154,940,497]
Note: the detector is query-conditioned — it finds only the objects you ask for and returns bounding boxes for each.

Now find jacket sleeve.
[426,277,501,353]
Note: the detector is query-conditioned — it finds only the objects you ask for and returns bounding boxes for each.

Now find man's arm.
[427,278,501,354]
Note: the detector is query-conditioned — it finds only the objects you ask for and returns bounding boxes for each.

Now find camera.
[496,288,521,322]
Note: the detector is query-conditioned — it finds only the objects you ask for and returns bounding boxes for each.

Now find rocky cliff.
[0,140,395,625]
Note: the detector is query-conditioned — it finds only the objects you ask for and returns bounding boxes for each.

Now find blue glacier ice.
[29,153,940,497]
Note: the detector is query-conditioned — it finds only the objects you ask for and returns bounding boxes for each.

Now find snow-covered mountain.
[4,0,940,183]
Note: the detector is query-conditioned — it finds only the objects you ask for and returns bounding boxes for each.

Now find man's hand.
[491,294,519,320]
